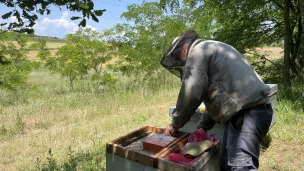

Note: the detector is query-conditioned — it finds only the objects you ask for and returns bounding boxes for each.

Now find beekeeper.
[162,29,273,171]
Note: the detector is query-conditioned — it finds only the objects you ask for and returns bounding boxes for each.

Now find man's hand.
[164,124,179,137]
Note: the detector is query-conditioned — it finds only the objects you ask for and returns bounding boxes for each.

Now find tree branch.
[291,10,302,62]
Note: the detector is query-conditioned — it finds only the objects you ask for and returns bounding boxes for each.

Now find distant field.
[27,42,66,61]
[256,47,283,60]
[5,41,65,61]
[25,43,283,62]
[27,49,58,61]
[8,41,65,49]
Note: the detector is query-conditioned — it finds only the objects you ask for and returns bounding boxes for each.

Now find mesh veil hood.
[161,29,200,78]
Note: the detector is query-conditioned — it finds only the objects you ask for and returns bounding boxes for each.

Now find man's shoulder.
[193,40,231,50]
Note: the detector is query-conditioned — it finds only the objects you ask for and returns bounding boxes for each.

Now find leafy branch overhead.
[160,0,304,89]
[0,0,106,34]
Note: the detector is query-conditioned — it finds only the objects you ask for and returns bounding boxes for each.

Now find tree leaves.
[91,14,99,22]
[1,0,104,33]
[79,19,86,27]
[71,16,81,20]
[95,10,106,16]
[41,28,112,91]
[104,2,187,76]
[79,3,89,10]
[0,33,34,91]
[2,12,12,19]
[46,9,51,15]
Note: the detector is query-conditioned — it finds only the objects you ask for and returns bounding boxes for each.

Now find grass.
[0,68,179,170]
[1,47,304,170]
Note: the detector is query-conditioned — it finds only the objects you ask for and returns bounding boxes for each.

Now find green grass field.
[1,42,304,170]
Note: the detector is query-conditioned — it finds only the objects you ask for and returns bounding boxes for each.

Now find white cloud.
[85,25,97,31]
[33,11,97,38]
[9,16,18,23]
[0,16,20,30]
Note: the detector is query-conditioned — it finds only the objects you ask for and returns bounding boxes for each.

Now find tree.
[67,28,112,75]
[0,32,36,90]
[67,28,115,89]
[104,2,188,77]
[46,43,90,91]
[0,0,106,34]
[0,0,110,91]
[38,28,114,91]
[160,0,304,89]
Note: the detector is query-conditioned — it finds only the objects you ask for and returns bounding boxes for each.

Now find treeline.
[2,31,65,43]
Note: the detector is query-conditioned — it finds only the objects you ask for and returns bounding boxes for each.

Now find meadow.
[0,45,304,170]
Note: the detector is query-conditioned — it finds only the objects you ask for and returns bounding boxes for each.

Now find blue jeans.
[220,104,273,171]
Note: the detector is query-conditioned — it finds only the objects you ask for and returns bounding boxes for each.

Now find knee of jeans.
[228,156,256,169]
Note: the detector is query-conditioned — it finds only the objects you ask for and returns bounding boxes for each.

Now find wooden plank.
[157,158,191,171]
[111,126,150,144]
[122,132,151,147]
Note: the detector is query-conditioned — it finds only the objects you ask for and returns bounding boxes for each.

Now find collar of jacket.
[188,39,204,55]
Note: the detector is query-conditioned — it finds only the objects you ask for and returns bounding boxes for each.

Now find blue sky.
[0,0,158,38]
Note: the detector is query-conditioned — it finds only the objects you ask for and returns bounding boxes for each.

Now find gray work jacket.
[171,40,270,129]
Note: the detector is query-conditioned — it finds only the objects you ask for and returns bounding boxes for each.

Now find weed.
[15,114,24,133]
[0,124,8,136]
[35,158,42,171]
[63,146,77,170]
[46,148,57,170]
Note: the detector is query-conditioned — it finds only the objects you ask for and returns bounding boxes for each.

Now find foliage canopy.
[0,0,105,34]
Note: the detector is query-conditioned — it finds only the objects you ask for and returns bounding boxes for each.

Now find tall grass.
[0,67,180,170]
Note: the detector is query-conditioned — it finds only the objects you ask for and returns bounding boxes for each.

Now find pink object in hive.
[168,153,194,166]
[168,129,216,166]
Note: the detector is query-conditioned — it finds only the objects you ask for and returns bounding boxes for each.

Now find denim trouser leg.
[220,106,273,171]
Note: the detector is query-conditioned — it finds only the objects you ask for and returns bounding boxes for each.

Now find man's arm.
[196,111,216,131]
[164,41,214,136]
[171,42,213,130]
[171,68,208,130]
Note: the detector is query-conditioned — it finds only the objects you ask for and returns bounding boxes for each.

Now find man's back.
[186,40,270,123]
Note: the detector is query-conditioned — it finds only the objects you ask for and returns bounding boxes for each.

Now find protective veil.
[160,29,200,79]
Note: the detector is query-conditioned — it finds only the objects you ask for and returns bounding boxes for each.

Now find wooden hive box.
[106,126,188,167]
[106,126,221,171]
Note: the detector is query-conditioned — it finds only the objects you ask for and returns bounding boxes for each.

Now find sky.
[0,0,158,38]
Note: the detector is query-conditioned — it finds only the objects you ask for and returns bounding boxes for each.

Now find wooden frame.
[106,126,189,167]
[156,139,221,171]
